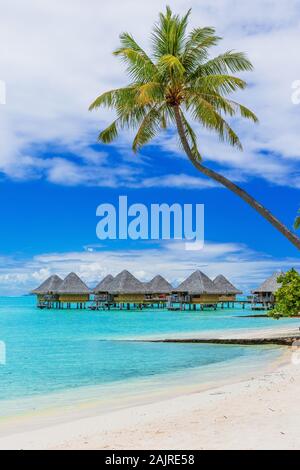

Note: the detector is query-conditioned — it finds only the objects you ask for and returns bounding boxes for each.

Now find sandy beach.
[0,325,299,450]
[139,323,300,342]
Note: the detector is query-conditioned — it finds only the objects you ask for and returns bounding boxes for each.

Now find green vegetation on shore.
[269,269,300,317]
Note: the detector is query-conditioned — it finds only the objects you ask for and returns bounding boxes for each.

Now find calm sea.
[0,296,298,417]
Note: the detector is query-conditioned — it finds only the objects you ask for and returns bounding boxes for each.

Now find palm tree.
[89,6,300,250]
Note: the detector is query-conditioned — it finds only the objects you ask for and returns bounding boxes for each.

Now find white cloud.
[131,174,217,189]
[0,0,300,187]
[0,240,299,296]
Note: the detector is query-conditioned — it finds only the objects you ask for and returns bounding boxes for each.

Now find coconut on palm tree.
[89,6,300,250]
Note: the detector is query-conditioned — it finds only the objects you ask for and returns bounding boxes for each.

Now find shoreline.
[0,348,297,450]
[0,325,299,450]
[126,324,300,344]
[143,327,300,345]
[146,337,300,345]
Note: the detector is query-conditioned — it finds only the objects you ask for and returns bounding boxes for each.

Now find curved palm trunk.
[173,106,300,250]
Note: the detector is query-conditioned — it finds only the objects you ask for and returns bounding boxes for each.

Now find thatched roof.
[108,270,146,294]
[175,270,219,294]
[93,274,114,293]
[252,271,283,294]
[213,275,242,295]
[144,275,173,293]
[57,272,90,294]
[31,274,63,294]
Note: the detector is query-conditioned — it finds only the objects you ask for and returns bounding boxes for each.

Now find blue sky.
[0,0,300,294]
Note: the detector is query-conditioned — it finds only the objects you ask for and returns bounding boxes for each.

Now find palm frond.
[132,107,162,152]
[192,75,247,96]
[235,102,258,122]
[114,33,157,82]
[200,94,258,123]
[152,6,190,59]
[192,51,254,78]
[182,27,221,71]
[158,54,186,78]
[98,105,153,144]
[88,89,120,110]
[89,87,137,111]
[188,90,258,122]
[115,32,151,57]
[136,82,164,106]
[98,120,119,143]
[190,96,243,149]
[160,109,167,129]
[186,91,235,116]
[117,105,150,129]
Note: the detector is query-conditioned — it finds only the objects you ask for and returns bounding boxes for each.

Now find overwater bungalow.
[252,271,283,308]
[213,275,242,305]
[108,270,146,308]
[31,274,63,308]
[31,269,250,312]
[170,270,220,310]
[56,272,90,308]
[143,275,173,306]
[92,274,114,308]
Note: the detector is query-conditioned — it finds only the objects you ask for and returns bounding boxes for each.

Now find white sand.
[0,326,300,450]
[140,324,300,341]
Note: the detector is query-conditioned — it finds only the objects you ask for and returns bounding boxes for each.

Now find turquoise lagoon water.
[0,296,299,417]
